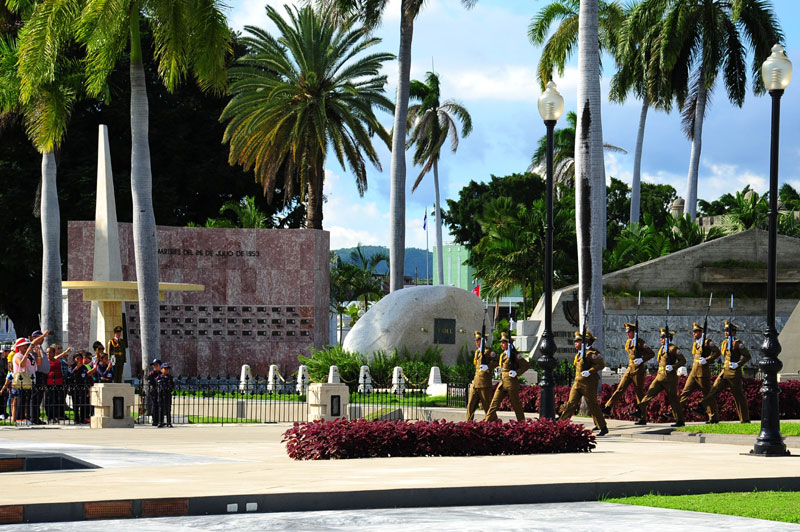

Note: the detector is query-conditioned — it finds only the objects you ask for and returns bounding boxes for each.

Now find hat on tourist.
[151,358,162,366]
[14,338,31,352]
[660,328,675,338]
[624,322,637,332]
[161,362,170,369]
[723,320,737,331]
[691,322,703,332]
[113,326,123,333]
[30,330,43,338]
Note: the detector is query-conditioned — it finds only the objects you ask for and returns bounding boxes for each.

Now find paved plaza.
[1,413,800,527]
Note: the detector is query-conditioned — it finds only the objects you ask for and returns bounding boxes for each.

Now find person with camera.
[11,331,50,425]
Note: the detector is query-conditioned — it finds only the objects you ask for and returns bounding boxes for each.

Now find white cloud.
[704,161,768,195]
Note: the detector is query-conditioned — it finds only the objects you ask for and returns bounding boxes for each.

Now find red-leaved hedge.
[282,418,595,460]
[495,378,800,423]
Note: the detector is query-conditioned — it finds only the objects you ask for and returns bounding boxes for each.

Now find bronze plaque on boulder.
[434,318,456,345]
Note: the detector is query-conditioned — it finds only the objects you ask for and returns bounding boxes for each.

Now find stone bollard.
[90,383,135,428]
[426,366,447,396]
[390,366,405,397]
[328,365,341,384]
[307,382,349,422]
[296,365,309,395]
[267,364,281,394]
[357,365,373,393]
[239,364,256,394]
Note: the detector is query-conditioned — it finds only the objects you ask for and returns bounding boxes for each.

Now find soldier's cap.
[500,332,513,343]
[660,327,675,338]
[151,358,162,366]
[161,362,170,369]
[692,322,703,332]
[723,320,737,331]
[113,326,123,333]
[473,330,487,339]
[574,330,596,341]
[624,322,637,332]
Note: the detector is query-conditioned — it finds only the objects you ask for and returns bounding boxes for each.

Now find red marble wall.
[67,222,329,377]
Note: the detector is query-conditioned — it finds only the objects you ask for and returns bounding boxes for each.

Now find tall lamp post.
[752,44,792,457]
[536,81,564,420]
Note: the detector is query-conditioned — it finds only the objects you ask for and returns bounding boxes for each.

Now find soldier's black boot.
[601,405,611,416]
[597,427,609,436]
[634,419,647,426]
[670,421,685,427]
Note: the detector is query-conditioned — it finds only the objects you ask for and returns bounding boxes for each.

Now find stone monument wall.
[67,222,329,377]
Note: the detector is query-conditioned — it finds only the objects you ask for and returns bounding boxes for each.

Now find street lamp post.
[536,81,564,420]
[752,44,792,457]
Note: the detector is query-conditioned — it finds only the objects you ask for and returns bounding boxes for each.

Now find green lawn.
[675,422,800,437]
[605,491,800,524]
[187,416,264,424]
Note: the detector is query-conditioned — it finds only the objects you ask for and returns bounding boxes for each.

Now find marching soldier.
[466,330,498,421]
[700,321,751,423]
[634,328,686,426]
[679,322,721,423]
[559,331,608,436]
[602,322,655,421]
[486,332,531,422]
[107,325,126,383]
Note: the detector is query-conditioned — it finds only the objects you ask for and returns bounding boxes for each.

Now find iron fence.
[1,383,93,426]
[445,382,469,409]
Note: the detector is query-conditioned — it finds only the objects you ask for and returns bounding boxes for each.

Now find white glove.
[729,362,739,369]
[665,365,673,372]
[479,364,489,371]
[509,370,517,378]
[699,357,707,365]
[634,358,643,365]
[581,370,590,378]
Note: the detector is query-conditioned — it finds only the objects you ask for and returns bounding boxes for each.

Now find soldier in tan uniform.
[466,330,498,421]
[700,321,751,423]
[603,322,655,422]
[679,322,721,423]
[107,325,126,383]
[634,328,686,426]
[486,332,531,422]
[558,331,608,435]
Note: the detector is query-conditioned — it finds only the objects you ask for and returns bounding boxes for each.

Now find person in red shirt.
[46,344,71,423]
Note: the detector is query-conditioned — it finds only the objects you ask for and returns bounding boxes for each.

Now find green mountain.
[333,246,433,280]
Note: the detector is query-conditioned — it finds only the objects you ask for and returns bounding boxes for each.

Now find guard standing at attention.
[634,328,686,426]
[107,326,126,383]
[559,331,608,436]
[147,358,162,426]
[701,321,751,423]
[679,322,721,423]
[466,330,498,421]
[603,322,655,419]
[486,332,531,422]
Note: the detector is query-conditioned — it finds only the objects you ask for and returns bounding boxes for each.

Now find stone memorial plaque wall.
[67,222,329,377]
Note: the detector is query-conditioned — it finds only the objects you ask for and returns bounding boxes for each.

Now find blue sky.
[226,0,800,251]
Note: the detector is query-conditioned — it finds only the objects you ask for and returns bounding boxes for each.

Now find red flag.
[471,285,480,298]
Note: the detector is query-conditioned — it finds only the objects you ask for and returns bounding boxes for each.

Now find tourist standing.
[465,331,498,421]
[635,328,686,427]
[603,323,655,420]
[30,330,47,424]
[486,332,530,421]
[679,322,721,424]
[701,321,751,423]
[559,331,608,436]
[45,344,71,422]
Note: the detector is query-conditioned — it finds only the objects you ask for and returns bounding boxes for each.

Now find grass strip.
[604,491,800,524]
[674,422,800,436]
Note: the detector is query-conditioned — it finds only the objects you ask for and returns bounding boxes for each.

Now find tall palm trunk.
[130,8,160,376]
[388,4,414,292]
[629,97,649,226]
[684,77,706,221]
[306,159,324,229]
[575,0,605,351]
[40,150,62,346]
[433,158,444,286]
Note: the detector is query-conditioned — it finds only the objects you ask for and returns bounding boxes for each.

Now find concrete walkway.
[1,412,799,524]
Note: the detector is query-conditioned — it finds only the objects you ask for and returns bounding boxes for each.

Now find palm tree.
[406,71,472,286]
[220,5,393,231]
[1,26,81,346]
[17,0,232,371]
[528,110,626,192]
[317,0,477,293]
[347,244,388,310]
[635,0,782,221]
[725,187,768,232]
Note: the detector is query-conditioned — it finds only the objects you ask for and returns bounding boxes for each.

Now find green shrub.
[299,345,366,383]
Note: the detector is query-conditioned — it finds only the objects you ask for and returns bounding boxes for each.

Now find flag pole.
[425,208,429,285]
